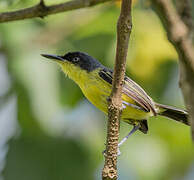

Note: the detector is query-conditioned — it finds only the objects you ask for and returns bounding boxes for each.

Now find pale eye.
[73,57,80,62]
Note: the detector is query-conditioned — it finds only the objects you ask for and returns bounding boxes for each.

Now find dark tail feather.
[156,103,190,126]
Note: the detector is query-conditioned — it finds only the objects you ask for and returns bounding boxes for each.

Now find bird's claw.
[117,148,121,156]
[102,149,106,156]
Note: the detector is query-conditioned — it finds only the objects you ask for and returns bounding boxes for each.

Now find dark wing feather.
[98,68,156,115]
[124,76,156,115]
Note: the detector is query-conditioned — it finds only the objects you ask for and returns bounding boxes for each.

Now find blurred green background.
[0,0,193,180]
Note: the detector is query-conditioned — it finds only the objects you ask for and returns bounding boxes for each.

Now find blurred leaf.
[73,6,119,39]
[59,74,83,107]
[15,80,45,138]
[128,9,177,80]
[0,0,37,10]
[3,137,94,180]
[141,60,177,101]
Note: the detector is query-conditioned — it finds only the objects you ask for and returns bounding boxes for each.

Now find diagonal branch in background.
[102,0,132,179]
[175,0,193,39]
[151,0,194,140]
[0,0,112,23]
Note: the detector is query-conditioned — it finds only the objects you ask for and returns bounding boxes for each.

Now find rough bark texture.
[0,0,112,23]
[151,0,194,140]
[102,0,132,179]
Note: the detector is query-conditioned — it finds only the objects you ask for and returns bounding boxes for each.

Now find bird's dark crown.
[62,51,102,72]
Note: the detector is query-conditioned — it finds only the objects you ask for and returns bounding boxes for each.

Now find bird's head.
[41,51,102,83]
[41,51,102,73]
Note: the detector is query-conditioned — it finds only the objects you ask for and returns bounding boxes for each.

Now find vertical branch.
[102,0,132,179]
[151,0,194,140]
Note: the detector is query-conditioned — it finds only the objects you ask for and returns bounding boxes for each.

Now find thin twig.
[151,0,194,140]
[0,0,112,23]
[102,0,132,179]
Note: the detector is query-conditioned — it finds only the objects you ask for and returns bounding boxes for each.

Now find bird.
[41,51,189,147]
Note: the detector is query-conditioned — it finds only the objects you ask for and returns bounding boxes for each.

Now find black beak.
[41,54,65,61]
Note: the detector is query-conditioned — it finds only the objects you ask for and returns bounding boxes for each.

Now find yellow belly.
[79,72,151,121]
